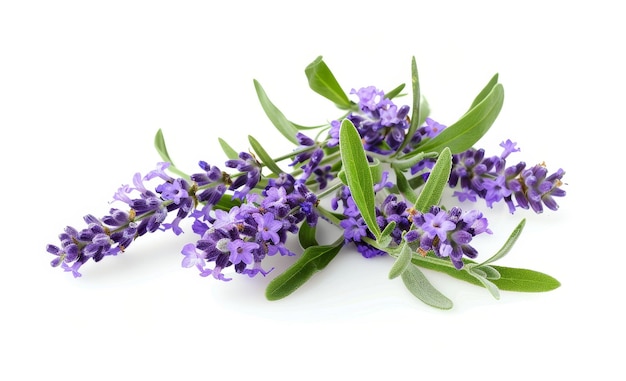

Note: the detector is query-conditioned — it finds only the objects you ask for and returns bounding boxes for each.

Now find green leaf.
[265,240,344,301]
[298,222,318,249]
[414,147,452,213]
[411,257,560,293]
[395,56,422,155]
[477,218,526,268]
[384,83,406,100]
[369,157,383,185]
[153,129,189,179]
[292,122,329,130]
[305,56,352,109]
[253,79,299,145]
[377,221,397,247]
[401,263,453,309]
[248,135,286,176]
[391,151,437,171]
[393,168,418,205]
[490,266,561,292]
[339,119,381,239]
[218,137,239,160]
[469,73,499,110]
[469,268,501,300]
[388,242,412,279]
[416,81,504,154]
[476,264,500,280]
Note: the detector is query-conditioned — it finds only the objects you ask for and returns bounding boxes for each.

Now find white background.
[1,1,622,379]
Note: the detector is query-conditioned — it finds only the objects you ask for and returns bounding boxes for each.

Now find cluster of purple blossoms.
[46,162,196,277]
[449,140,566,213]
[327,86,410,153]
[47,80,567,281]
[182,172,319,280]
[332,180,491,269]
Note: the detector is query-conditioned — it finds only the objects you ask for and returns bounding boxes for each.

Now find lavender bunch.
[46,56,566,309]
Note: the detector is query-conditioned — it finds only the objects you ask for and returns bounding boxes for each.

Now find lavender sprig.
[46,56,566,309]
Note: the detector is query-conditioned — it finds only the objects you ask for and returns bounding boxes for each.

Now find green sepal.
[401,263,453,309]
[339,119,382,239]
[305,56,353,110]
[416,79,504,154]
[265,239,344,301]
[414,147,452,213]
[248,135,286,176]
[253,79,300,145]
[153,129,189,179]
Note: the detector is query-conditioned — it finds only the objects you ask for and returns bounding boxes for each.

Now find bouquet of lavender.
[46,56,566,309]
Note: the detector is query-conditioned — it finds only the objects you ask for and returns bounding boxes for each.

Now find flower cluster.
[46,57,567,309]
[449,140,566,213]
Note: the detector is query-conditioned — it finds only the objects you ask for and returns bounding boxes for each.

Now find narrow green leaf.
[339,119,381,239]
[418,97,430,127]
[411,257,561,293]
[218,137,239,160]
[248,135,286,175]
[401,263,453,309]
[393,168,418,205]
[414,147,452,213]
[490,266,561,292]
[477,264,500,280]
[253,79,299,145]
[153,129,188,179]
[395,56,421,155]
[391,151,437,171]
[470,269,501,299]
[292,122,329,130]
[338,169,347,185]
[154,129,173,163]
[469,73,499,110]
[417,82,504,154]
[265,240,344,301]
[298,222,318,249]
[384,83,406,100]
[477,218,526,267]
[377,221,397,247]
[389,242,412,279]
[304,56,352,109]
[369,157,383,185]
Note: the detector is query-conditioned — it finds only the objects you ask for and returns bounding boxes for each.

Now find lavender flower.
[225,152,262,200]
[46,162,195,277]
[449,141,566,213]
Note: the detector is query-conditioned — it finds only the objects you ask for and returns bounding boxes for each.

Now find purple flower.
[422,117,446,138]
[253,212,282,244]
[227,239,259,265]
[181,243,206,268]
[340,217,368,242]
[499,139,520,159]
[421,209,456,241]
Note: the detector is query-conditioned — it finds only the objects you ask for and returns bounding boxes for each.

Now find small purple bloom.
[253,212,282,244]
[421,210,456,241]
[340,217,368,242]
[227,239,259,265]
